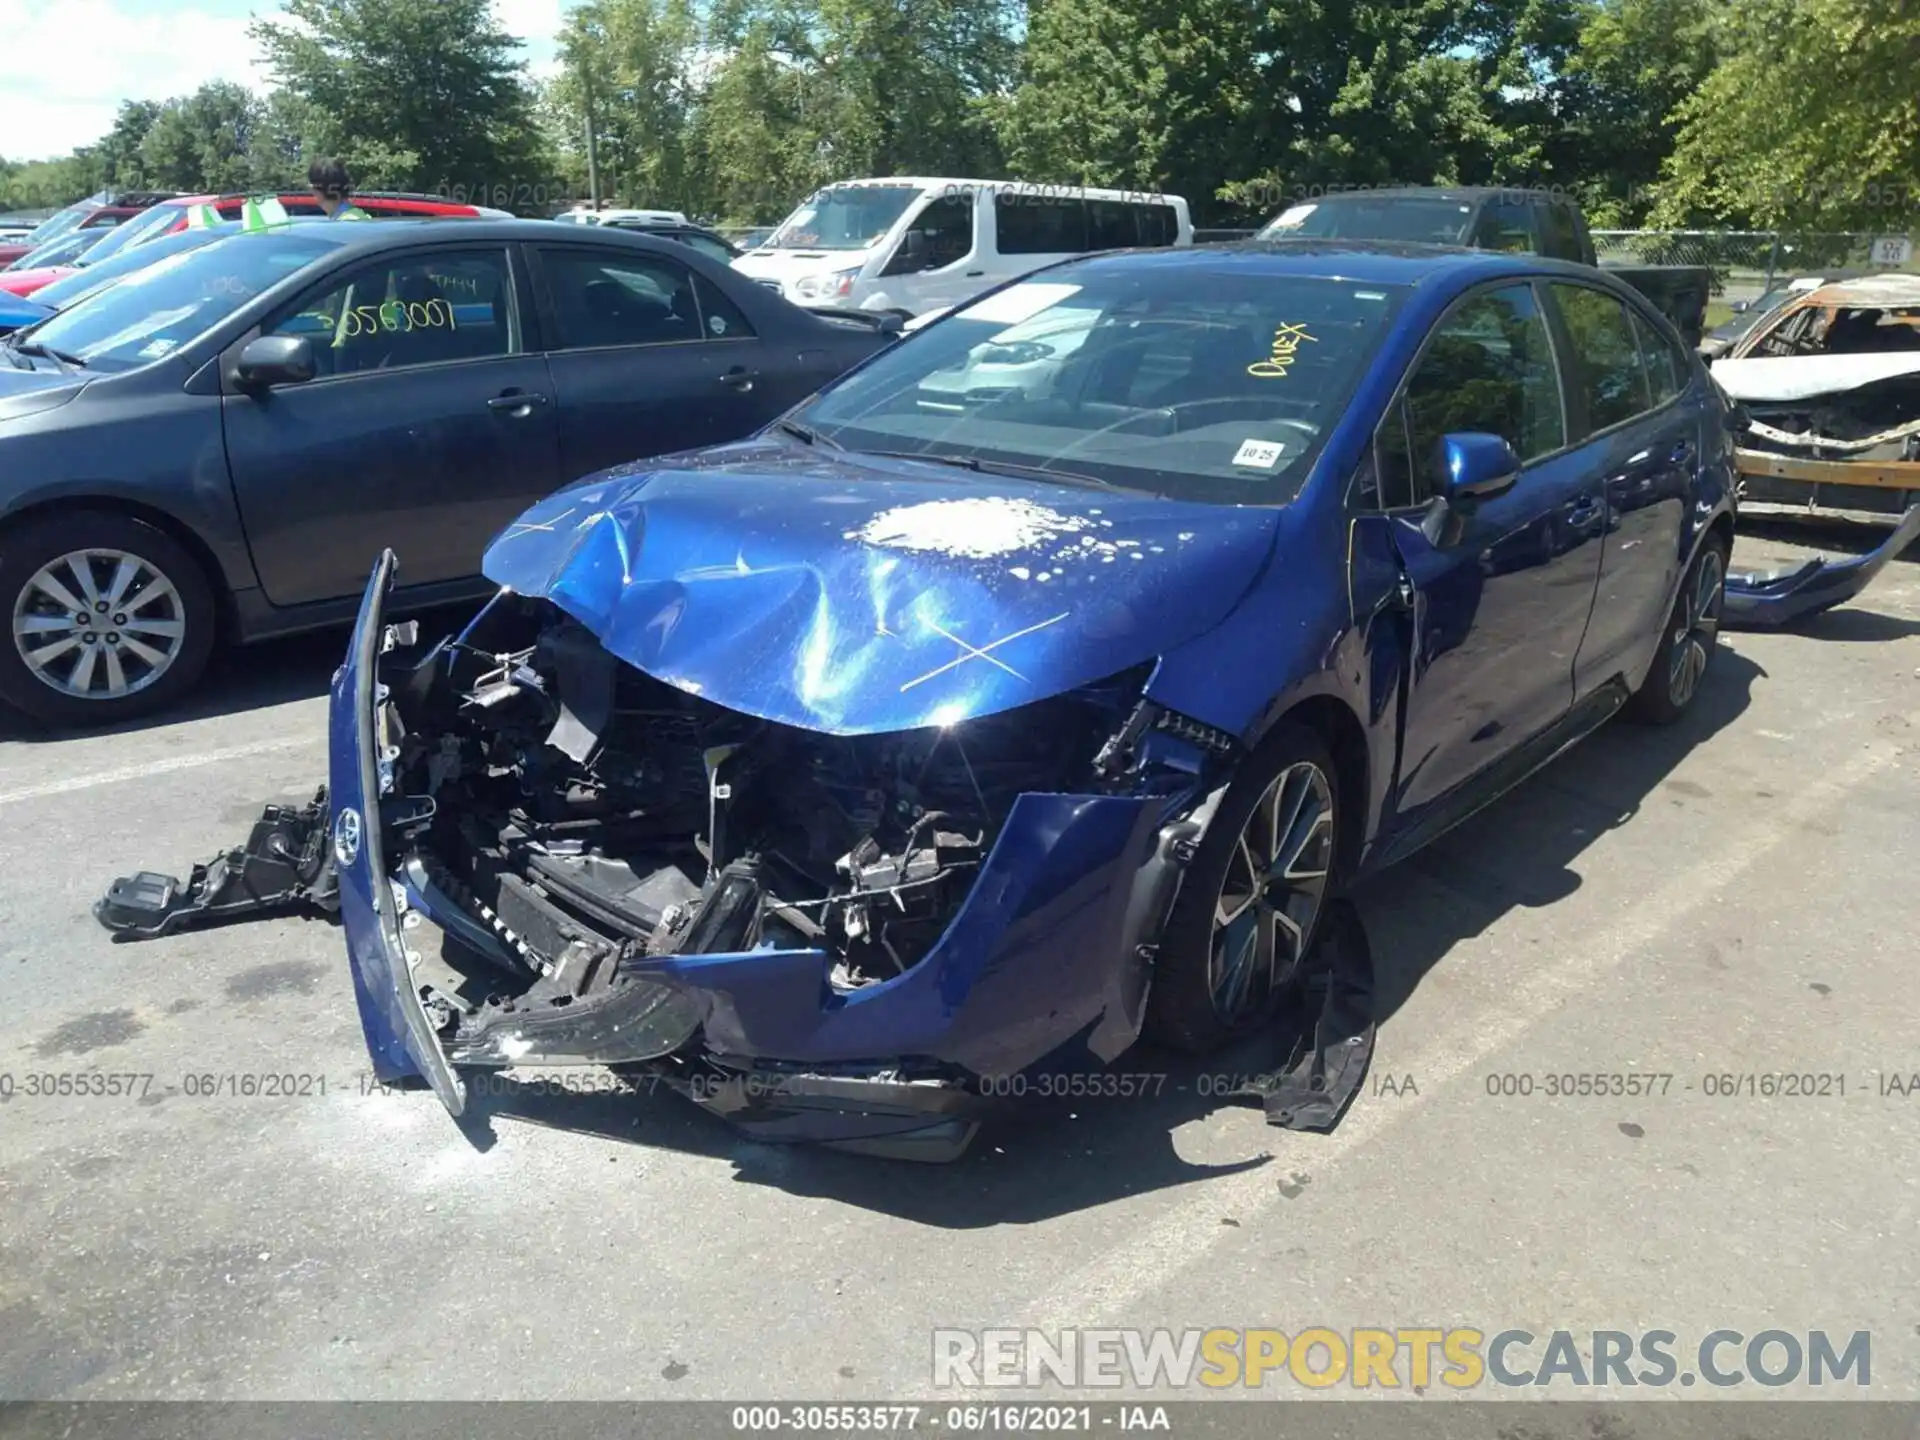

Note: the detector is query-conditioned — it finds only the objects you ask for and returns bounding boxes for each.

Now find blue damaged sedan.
[322,241,1738,1155]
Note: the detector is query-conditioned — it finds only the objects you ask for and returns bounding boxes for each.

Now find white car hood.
[1714,352,1920,402]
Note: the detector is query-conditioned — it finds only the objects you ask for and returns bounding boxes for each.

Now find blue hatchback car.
[329,241,1737,1154]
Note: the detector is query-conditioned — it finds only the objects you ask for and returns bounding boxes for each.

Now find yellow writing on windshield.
[1247,322,1318,378]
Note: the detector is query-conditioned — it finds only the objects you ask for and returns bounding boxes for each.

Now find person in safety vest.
[308,157,371,220]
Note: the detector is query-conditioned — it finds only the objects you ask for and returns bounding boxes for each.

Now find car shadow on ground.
[450,649,1763,1226]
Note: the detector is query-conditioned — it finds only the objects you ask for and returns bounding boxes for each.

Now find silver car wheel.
[12,547,187,701]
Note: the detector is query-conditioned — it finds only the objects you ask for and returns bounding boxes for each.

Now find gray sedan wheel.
[0,511,216,728]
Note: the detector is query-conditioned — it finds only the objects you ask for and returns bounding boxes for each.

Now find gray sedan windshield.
[13,231,333,373]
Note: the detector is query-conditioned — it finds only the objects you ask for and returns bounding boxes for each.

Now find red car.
[0,191,503,297]
[0,190,177,269]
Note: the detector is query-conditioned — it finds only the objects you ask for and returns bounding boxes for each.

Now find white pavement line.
[1019,735,1903,1336]
[0,735,317,808]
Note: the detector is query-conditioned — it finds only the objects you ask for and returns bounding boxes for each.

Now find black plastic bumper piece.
[1226,897,1377,1131]
[93,786,340,940]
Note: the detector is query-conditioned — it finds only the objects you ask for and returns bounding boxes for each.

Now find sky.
[0,0,574,163]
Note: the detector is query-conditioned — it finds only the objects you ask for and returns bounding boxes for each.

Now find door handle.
[487,391,550,414]
[964,270,985,277]
[717,367,760,390]
[1564,495,1604,528]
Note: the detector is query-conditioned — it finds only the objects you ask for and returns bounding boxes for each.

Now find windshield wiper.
[863,449,1141,494]
[774,419,842,449]
[7,340,87,369]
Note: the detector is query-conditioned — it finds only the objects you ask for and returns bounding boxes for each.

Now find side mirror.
[234,334,315,391]
[1435,431,1521,501]
[1731,299,1750,314]
[898,230,929,266]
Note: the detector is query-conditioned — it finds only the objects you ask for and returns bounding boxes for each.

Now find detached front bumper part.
[94,788,339,939]
[1723,503,1920,629]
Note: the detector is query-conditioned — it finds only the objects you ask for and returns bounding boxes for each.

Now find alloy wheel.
[12,548,188,702]
[1208,760,1334,1026]
[1667,547,1724,710]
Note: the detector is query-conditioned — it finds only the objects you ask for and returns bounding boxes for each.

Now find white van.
[731,177,1192,318]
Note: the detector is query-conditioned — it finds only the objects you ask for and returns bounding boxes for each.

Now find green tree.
[252,0,554,203]
[1549,0,1722,224]
[1653,0,1920,230]
[139,83,267,193]
[550,0,704,212]
[1002,0,1581,226]
[98,101,164,190]
[690,22,831,221]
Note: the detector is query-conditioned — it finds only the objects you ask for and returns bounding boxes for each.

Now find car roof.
[241,217,729,256]
[1067,238,1592,288]
[1291,186,1546,204]
[1797,273,1920,309]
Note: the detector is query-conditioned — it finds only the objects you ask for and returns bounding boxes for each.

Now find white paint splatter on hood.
[849,497,1092,559]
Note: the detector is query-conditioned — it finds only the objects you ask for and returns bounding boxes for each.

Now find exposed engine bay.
[381,595,1163,1050]
[1741,374,1920,462]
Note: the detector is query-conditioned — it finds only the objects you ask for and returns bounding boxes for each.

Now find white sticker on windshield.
[1271,204,1316,228]
[955,282,1083,326]
[1233,438,1285,470]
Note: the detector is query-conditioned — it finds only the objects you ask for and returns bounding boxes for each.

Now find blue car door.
[220,244,561,607]
[1540,281,1704,697]
[1350,280,1606,832]
[529,243,784,484]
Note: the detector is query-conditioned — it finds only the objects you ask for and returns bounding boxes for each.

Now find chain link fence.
[1592,230,1919,307]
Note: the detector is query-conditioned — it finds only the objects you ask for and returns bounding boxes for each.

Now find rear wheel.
[0,511,217,728]
[1145,723,1341,1054]
[1626,535,1726,725]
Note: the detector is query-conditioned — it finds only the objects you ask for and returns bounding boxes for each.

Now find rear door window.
[1629,309,1686,406]
[538,248,704,349]
[1548,282,1653,435]
[1470,201,1536,253]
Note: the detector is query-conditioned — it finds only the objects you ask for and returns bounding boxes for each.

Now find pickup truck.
[1256,186,1712,347]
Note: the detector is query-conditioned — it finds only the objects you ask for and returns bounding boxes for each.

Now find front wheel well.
[1706,510,1735,560]
[1269,694,1369,885]
[0,497,237,644]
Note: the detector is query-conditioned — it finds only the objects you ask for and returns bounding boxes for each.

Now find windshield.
[1711,287,1796,342]
[8,228,111,272]
[764,184,920,251]
[1259,195,1474,245]
[22,195,105,246]
[11,230,333,373]
[791,259,1406,504]
[74,203,184,265]
[31,224,233,311]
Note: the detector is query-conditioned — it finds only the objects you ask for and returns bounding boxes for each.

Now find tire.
[1625,534,1727,726]
[0,510,218,728]
[1144,722,1343,1054]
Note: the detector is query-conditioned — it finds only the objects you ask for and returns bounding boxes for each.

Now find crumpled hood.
[483,440,1281,734]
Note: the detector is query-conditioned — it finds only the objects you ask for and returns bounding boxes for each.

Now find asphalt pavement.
[2,517,1917,1404]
